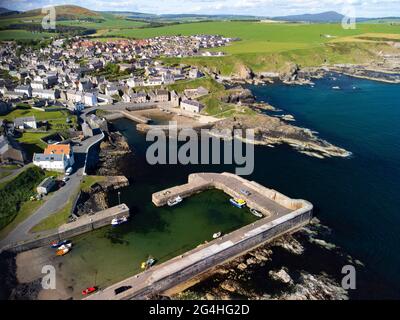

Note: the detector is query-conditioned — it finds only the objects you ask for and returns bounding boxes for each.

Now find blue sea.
[246,74,400,298]
[88,73,400,299]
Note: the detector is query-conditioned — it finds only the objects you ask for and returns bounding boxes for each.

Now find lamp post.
[118,191,121,205]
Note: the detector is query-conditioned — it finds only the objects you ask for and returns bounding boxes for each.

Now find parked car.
[114,285,132,295]
[240,189,251,196]
[62,177,69,183]
[65,167,73,176]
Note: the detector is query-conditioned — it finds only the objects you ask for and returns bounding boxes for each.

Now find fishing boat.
[167,195,183,207]
[111,216,128,226]
[58,243,72,251]
[82,286,97,296]
[141,257,157,270]
[50,240,70,248]
[250,208,263,218]
[229,198,246,208]
[56,247,70,256]
[213,232,222,239]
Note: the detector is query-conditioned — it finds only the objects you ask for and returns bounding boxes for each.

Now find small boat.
[213,232,222,239]
[58,243,72,250]
[167,195,183,207]
[51,240,70,248]
[111,216,128,226]
[141,257,157,270]
[230,198,246,208]
[332,86,341,90]
[56,248,70,256]
[250,208,263,218]
[82,286,97,296]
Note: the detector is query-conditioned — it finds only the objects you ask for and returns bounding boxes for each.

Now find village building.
[36,176,56,195]
[33,144,74,172]
[170,90,180,107]
[155,89,169,102]
[0,135,26,164]
[87,114,108,132]
[180,99,205,113]
[14,116,37,130]
[14,85,32,97]
[0,101,11,115]
[32,88,60,100]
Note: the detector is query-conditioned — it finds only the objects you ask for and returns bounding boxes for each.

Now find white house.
[14,116,37,130]
[33,144,74,172]
[33,153,70,172]
[83,92,97,107]
[32,89,59,100]
[15,85,32,97]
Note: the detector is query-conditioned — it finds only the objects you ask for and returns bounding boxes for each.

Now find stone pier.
[87,173,312,300]
[3,204,130,253]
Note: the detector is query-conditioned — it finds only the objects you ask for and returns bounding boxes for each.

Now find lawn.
[1,106,77,154]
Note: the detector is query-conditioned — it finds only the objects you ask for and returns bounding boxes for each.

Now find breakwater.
[2,204,130,253]
[86,173,312,300]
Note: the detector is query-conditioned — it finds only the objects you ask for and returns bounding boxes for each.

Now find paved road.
[0,132,104,251]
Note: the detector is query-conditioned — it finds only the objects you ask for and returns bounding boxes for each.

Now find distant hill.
[105,11,262,21]
[4,5,103,21]
[272,11,345,23]
[0,7,19,16]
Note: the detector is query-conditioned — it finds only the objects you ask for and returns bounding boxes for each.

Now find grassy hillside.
[0,6,149,40]
[8,5,102,20]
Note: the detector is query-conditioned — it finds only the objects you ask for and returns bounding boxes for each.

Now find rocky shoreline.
[210,114,351,159]
[174,218,361,300]
[94,131,132,176]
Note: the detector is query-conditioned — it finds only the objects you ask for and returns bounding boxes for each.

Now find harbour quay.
[87,173,312,300]
[2,204,130,253]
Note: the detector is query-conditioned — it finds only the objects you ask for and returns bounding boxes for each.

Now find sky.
[1,0,400,18]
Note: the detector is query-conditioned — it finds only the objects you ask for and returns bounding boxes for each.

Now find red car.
[82,287,97,296]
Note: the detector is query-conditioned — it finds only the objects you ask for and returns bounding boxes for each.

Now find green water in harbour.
[62,189,257,297]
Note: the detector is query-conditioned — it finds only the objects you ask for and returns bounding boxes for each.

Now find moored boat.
[141,257,157,270]
[58,243,72,250]
[167,195,183,207]
[51,240,70,248]
[230,198,246,208]
[111,216,128,226]
[250,208,263,218]
[213,232,222,239]
[56,247,70,256]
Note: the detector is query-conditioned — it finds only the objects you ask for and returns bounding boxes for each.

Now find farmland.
[101,21,400,75]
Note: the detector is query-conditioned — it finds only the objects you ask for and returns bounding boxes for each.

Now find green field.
[104,21,400,50]
[102,21,400,75]
[0,29,54,41]
[0,11,148,40]
[57,13,148,30]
